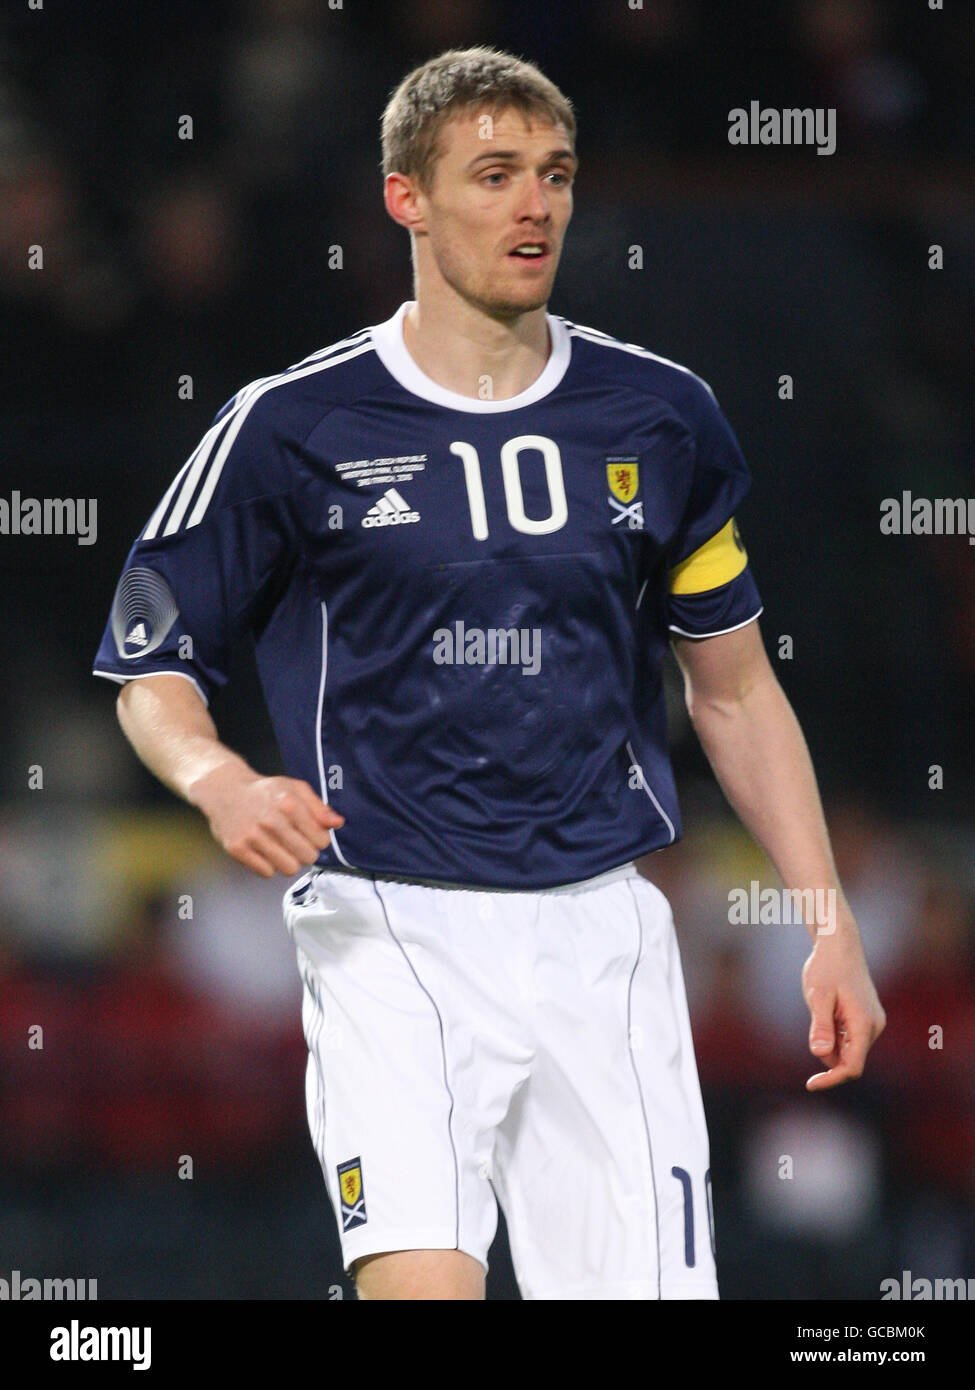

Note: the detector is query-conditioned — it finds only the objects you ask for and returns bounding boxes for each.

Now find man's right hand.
[190,764,345,878]
[115,674,345,878]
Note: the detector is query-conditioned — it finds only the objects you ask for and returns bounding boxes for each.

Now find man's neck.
[402,292,551,401]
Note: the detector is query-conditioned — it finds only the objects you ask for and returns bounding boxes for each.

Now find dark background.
[1,0,973,1300]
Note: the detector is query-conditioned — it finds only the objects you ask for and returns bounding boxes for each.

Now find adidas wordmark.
[361,488,420,527]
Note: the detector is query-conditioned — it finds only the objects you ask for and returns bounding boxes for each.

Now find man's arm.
[116,674,344,878]
[670,619,886,1091]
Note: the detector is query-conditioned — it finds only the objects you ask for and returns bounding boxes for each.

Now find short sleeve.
[92,392,297,705]
[665,378,763,639]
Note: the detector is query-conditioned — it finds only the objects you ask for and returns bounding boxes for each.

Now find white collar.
[370,300,570,413]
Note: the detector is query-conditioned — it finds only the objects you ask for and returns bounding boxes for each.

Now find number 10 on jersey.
[451,435,568,540]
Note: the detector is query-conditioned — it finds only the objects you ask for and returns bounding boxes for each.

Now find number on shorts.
[672,1165,716,1267]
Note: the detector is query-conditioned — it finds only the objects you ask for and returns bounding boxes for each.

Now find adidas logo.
[125,622,149,647]
[361,488,420,528]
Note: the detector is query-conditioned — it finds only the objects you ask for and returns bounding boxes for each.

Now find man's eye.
[482,172,506,185]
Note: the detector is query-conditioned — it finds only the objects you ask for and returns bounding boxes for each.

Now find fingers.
[806,986,836,1059]
[224,824,305,877]
[805,1016,872,1092]
[250,808,330,875]
[291,779,346,828]
[231,844,278,879]
[221,779,346,877]
[272,786,339,853]
[806,1054,867,1090]
[218,819,280,877]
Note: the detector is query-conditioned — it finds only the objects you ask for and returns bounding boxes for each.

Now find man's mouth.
[507,242,551,263]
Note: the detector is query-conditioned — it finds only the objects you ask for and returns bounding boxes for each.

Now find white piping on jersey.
[635,578,649,610]
[142,454,197,541]
[142,328,375,541]
[143,333,369,539]
[90,666,210,707]
[183,339,375,533]
[317,598,351,867]
[566,323,718,400]
[625,739,676,843]
[668,606,763,641]
[280,326,373,372]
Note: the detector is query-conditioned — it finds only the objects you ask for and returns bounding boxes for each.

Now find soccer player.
[93,47,885,1300]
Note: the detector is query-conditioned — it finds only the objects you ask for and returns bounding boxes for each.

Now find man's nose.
[518,177,552,222]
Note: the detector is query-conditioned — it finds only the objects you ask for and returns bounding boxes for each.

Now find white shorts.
[283,862,718,1300]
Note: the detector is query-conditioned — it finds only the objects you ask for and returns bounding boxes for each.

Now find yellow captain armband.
[668,518,748,595]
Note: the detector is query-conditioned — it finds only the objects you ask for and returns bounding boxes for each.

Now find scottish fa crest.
[606,457,644,529]
[337,1157,367,1230]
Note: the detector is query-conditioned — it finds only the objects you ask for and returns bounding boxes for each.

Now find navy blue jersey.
[94,302,763,889]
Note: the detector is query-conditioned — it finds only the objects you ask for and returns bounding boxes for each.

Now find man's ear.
[384,172,427,233]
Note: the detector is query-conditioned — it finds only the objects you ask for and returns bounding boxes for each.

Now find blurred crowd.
[3,0,972,376]
[2,0,974,1297]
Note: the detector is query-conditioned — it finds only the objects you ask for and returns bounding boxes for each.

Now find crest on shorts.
[337,1157,367,1230]
[607,458,639,503]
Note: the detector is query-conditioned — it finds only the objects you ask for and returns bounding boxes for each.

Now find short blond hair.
[381,46,576,192]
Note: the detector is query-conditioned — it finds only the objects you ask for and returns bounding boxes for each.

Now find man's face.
[413,106,576,319]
